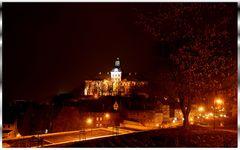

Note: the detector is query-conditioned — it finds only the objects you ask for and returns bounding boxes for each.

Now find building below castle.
[84,58,148,97]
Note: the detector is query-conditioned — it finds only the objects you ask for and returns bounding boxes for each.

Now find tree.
[134,3,237,127]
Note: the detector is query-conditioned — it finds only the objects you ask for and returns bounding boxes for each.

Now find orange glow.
[94,94,98,99]
[105,113,110,118]
[198,106,205,112]
[16,133,21,138]
[209,113,213,116]
[86,118,92,124]
[215,98,223,105]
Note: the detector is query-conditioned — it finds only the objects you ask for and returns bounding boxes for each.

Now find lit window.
[96,117,99,121]
[100,117,102,121]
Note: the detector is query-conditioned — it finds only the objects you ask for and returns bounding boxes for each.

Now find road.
[3,127,136,148]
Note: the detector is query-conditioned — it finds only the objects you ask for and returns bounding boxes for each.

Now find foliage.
[134,3,237,127]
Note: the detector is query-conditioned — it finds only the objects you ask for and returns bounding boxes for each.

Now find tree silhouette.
[134,3,237,127]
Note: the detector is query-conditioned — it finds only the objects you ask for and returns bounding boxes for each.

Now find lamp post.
[86,118,92,136]
[198,106,205,124]
[113,101,119,135]
[214,98,223,129]
[105,113,110,127]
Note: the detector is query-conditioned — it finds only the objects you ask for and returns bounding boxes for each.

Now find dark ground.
[65,126,237,148]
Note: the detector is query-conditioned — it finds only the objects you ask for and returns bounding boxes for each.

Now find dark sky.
[3,3,157,102]
[4,3,236,103]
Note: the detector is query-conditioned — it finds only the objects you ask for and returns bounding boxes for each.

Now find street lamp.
[198,106,205,112]
[86,118,92,125]
[215,99,223,105]
[105,113,110,119]
[86,118,93,136]
[105,113,110,127]
[213,98,224,129]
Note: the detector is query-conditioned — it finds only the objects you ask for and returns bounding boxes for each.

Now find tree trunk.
[183,111,190,128]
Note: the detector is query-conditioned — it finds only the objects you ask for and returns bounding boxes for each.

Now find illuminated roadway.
[3,127,138,148]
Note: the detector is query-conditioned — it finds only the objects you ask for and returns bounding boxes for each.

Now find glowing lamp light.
[215,98,223,105]
[86,118,92,124]
[198,106,205,112]
[105,113,110,118]
[209,113,213,117]
[16,133,21,138]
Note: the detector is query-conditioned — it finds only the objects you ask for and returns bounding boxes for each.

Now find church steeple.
[115,57,120,68]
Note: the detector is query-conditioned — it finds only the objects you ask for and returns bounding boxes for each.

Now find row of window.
[96,123,103,127]
[96,117,103,121]
[112,74,121,77]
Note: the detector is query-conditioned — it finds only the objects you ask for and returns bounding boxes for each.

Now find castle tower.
[111,58,122,82]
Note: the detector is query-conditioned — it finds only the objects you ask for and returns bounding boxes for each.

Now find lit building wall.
[84,79,147,97]
[84,58,147,97]
[111,68,121,82]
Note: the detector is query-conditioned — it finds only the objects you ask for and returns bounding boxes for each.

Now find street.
[3,127,136,148]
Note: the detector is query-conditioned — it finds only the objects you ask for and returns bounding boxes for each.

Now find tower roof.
[114,57,120,68]
[111,67,122,72]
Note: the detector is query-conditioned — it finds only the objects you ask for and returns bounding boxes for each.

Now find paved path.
[3,127,137,148]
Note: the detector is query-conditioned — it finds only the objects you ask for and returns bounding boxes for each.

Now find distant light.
[198,106,205,112]
[215,99,223,105]
[156,124,159,127]
[105,113,110,118]
[86,118,92,124]
[16,133,21,138]
[209,113,213,117]
[94,94,98,99]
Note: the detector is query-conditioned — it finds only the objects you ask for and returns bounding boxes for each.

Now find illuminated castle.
[84,58,147,97]
[111,58,122,82]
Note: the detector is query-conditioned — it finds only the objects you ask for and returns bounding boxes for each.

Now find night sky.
[4,3,236,103]
[4,3,159,102]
